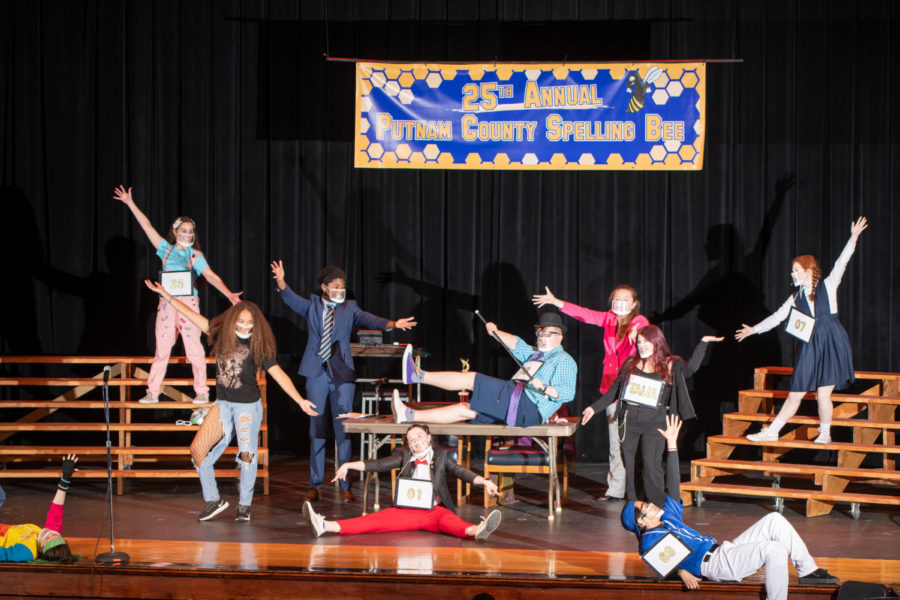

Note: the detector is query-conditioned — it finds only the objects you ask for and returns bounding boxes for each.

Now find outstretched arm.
[144,280,210,334]
[114,186,164,249]
[483,321,518,350]
[201,267,242,305]
[266,364,318,416]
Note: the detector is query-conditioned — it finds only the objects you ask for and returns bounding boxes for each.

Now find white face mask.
[638,344,653,359]
[611,299,633,316]
[791,271,803,287]
[328,289,346,304]
[176,234,195,247]
[235,324,253,339]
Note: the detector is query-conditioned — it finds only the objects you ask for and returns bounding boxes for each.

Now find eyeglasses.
[536,331,562,339]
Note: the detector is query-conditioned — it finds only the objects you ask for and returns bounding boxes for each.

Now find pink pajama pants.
[146,296,209,396]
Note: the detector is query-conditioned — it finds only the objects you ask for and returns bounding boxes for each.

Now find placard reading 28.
[355,62,706,170]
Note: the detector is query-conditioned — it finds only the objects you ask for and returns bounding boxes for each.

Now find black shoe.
[597,494,624,502]
[235,505,251,522]
[198,498,229,521]
[798,568,839,585]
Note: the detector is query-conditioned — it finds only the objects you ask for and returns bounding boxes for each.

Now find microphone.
[103,365,111,384]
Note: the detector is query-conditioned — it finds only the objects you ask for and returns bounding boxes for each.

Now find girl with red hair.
[736,217,867,444]
[581,325,721,507]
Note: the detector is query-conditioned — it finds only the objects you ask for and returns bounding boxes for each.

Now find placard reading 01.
[355,62,705,171]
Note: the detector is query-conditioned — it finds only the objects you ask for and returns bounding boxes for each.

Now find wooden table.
[343,415,578,519]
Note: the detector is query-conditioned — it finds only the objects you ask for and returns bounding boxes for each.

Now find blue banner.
[355,62,705,171]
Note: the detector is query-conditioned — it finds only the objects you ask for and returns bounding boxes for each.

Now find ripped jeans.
[196,399,262,507]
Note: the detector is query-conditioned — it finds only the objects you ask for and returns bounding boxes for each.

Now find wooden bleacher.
[681,367,900,518]
[0,356,268,494]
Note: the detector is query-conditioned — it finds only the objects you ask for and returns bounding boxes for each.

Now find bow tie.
[414,459,429,466]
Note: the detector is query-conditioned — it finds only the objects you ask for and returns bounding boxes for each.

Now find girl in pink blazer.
[533,284,648,500]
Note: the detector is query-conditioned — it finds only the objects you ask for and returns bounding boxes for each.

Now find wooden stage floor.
[1,455,898,599]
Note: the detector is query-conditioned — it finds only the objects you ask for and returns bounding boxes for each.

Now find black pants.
[619,404,667,507]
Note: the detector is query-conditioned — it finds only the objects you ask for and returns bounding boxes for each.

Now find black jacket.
[589,341,710,421]
[363,446,479,512]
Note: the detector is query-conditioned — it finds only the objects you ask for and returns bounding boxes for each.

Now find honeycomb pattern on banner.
[356,63,704,170]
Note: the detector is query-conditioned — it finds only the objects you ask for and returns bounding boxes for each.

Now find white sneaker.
[813,428,831,444]
[474,509,502,541]
[391,388,411,424]
[746,427,779,442]
[302,501,325,537]
[138,393,160,404]
[192,394,210,405]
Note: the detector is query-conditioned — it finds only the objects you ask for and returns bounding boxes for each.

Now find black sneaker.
[798,568,839,585]
[235,505,251,522]
[198,498,229,521]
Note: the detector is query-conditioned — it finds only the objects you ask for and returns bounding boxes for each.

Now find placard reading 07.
[161,271,193,297]
[785,307,815,343]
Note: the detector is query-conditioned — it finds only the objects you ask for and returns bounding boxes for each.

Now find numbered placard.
[785,307,815,343]
[623,373,664,408]
[641,532,692,578]
[161,270,194,297]
[395,477,435,510]
[512,360,544,382]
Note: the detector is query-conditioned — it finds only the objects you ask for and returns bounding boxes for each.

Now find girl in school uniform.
[736,217,867,444]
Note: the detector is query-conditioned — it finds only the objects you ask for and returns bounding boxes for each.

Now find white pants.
[606,402,626,496]
[700,512,819,600]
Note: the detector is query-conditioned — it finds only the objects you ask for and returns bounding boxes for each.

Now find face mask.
[176,234,194,247]
[791,272,803,287]
[235,324,253,339]
[328,290,346,304]
[611,299,633,316]
[638,345,653,359]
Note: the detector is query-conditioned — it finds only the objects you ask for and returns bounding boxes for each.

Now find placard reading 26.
[622,374,664,407]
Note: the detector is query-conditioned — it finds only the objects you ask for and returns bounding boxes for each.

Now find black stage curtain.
[1,1,898,458]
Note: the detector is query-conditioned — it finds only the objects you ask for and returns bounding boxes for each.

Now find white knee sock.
[768,417,786,434]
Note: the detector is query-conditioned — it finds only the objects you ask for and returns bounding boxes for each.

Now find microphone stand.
[95,366,130,566]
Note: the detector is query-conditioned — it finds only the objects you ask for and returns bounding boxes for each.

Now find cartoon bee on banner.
[625,66,664,113]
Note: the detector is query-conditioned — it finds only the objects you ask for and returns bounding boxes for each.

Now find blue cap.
[621,501,641,539]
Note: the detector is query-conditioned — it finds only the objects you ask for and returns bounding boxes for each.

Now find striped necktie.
[319,305,335,361]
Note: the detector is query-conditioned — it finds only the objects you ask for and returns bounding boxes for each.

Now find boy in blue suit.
[271,261,416,502]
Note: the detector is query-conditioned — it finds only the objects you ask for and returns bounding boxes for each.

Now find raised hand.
[850,216,868,239]
[225,290,243,305]
[113,185,133,205]
[270,260,285,282]
[532,286,562,308]
[656,414,683,448]
[701,335,725,343]
[61,454,79,481]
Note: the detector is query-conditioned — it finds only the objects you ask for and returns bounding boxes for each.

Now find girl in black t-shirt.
[145,280,318,522]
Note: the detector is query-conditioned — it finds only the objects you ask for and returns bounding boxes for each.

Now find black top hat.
[534,311,566,334]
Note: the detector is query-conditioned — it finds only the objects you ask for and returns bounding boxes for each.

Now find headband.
[42,536,66,552]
